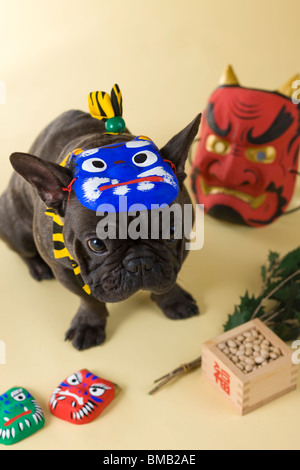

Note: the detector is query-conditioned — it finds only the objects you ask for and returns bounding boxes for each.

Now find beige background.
[0,0,300,450]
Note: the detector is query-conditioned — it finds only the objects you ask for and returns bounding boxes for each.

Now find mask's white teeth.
[138,166,165,178]
[83,177,111,201]
[113,185,130,196]
[58,390,84,405]
[52,400,58,410]
[201,180,266,209]
[138,166,177,187]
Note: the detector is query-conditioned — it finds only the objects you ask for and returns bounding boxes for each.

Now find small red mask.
[49,369,119,424]
[191,66,300,227]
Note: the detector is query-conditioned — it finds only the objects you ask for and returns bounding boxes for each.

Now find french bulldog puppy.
[0,109,201,350]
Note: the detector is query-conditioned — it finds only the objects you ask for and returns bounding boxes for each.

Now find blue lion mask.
[67,136,179,212]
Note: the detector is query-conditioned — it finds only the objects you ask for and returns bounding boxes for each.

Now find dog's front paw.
[22,254,54,281]
[162,293,199,320]
[151,285,199,320]
[65,324,106,350]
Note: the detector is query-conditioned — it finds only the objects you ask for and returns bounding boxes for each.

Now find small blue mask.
[69,136,179,212]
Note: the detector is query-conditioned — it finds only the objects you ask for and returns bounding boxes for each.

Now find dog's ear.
[10,153,73,216]
[160,113,201,185]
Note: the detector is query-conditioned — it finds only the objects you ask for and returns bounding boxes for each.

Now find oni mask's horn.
[219,64,240,86]
[277,74,300,98]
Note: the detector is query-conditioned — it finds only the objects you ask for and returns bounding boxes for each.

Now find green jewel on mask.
[105,116,126,133]
[0,387,45,445]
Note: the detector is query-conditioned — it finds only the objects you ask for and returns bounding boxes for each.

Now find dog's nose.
[123,257,154,275]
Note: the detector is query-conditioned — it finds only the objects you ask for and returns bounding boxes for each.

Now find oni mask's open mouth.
[4,409,32,427]
[98,175,164,191]
[0,398,44,444]
[201,179,266,209]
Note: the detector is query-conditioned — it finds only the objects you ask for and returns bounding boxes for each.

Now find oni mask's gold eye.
[246,146,276,164]
[206,135,230,155]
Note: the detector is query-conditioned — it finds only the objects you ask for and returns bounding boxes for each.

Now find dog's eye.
[82,158,107,173]
[132,151,158,167]
[88,238,106,253]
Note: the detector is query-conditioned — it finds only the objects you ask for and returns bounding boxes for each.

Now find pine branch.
[262,307,285,324]
[259,254,281,294]
[250,269,300,320]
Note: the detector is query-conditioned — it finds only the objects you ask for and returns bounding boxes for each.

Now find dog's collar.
[45,208,91,296]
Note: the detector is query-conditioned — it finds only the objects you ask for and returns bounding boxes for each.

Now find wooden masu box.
[202,319,298,415]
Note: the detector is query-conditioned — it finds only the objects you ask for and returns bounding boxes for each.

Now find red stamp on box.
[214,362,231,395]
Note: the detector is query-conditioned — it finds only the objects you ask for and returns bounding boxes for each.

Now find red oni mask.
[191,66,300,227]
[49,369,119,424]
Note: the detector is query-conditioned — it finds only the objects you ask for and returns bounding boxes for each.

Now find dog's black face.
[63,196,187,303]
[10,113,201,303]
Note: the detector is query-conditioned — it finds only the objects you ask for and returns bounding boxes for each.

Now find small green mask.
[0,387,45,445]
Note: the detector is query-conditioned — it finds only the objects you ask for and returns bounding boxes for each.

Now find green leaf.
[261,265,267,282]
[272,322,300,342]
[223,292,263,332]
[224,308,253,332]
[267,251,280,271]
[270,281,300,302]
[274,248,300,278]
[239,291,262,312]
